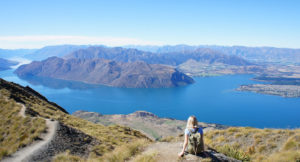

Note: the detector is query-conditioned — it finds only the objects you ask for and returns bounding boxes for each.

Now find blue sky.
[0,0,299,49]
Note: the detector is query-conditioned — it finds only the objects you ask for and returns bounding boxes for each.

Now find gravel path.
[2,105,58,162]
[132,141,241,162]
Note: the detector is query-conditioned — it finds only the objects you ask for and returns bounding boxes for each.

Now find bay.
[1,69,299,128]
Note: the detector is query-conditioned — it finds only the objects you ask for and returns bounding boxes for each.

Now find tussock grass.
[0,91,46,160]
[1,84,151,160]
[265,150,300,162]
[53,139,151,162]
[215,144,250,161]
[204,127,300,161]
[54,150,85,162]
[97,139,150,162]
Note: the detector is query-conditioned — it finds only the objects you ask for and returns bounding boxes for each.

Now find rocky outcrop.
[130,111,159,118]
[15,57,194,88]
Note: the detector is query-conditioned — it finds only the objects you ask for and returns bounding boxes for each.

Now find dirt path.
[18,104,26,117]
[2,105,59,162]
[131,142,202,162]
[133,141,240,162]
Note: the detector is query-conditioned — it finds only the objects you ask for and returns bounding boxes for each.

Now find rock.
[130,111,159,118]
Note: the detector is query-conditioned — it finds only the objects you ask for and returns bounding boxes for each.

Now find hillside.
[15,57,194,88]
[74,111,300,162]
[0,58,18,71]
[178,59,263,76]
[73,110,228,140]
[0,78,150,161]
[204,127,300,161]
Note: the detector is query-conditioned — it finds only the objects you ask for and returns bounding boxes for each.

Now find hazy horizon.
[1,43,300,50]
[1,0,300,49]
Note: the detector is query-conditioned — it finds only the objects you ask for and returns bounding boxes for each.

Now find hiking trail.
[2,104,58,162]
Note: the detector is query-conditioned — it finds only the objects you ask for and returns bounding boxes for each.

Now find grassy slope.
[205,127,300,161]
[0,79,150,161]
[0,90,46,160]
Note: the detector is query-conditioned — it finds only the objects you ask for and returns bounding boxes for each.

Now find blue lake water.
[1,69,300,128]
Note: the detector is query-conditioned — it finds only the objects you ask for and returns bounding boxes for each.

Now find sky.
[0,0,299,49]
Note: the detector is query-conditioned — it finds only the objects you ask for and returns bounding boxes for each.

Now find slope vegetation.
[0,78,150,161]
[205,127,300,161]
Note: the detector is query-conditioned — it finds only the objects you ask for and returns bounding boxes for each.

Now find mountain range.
[65,46,251,66]
[24,45,88,61]
[2,44,300,64]
[15,57,194,88]
[0,58,18,71]
[126,45,300,64]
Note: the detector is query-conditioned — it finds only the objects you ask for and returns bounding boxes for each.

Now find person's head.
[186,116,198,128]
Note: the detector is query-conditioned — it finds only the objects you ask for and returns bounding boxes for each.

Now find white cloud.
[0,35,163,49]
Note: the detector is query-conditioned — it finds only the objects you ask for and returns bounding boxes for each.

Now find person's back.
[186,127,204,155]
[178,116,205,157]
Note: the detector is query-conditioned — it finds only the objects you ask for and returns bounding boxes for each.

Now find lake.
[1,69,299,128]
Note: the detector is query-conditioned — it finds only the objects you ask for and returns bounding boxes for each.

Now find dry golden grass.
[205,127,300,161]
[53,139,150,162]
[99,139,150,162]
[54,150,85,162]
[0,90,46,160]
[1,82,151,160]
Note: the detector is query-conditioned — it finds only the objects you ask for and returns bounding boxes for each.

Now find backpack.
[187,128,204,155]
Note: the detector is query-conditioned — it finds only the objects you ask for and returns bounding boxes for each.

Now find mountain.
[0,48,36,59]
[0,58,18,71]
[126,45,300,64]
[125,44,198,53]
[0,78,149,161]
[15,57,194,88]
[65,46,251,66]
[25,45,89,61]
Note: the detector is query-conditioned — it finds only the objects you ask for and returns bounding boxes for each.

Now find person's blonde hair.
[186,116,198,128]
